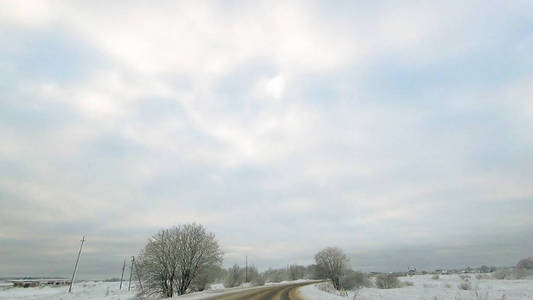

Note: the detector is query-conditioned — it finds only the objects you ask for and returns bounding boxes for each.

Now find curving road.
[203,281,317,300]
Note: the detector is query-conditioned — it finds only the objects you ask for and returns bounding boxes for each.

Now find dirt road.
[203,282,316,300]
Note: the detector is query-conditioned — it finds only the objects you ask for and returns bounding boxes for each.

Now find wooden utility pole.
[128,256,134,291]
[68,236,86,293]
[245,255,248,282]
[133,256,143,292]
[119,259,126,290]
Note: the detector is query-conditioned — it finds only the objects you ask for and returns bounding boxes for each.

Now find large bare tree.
[137,223,223,297]
[314,247,349,290]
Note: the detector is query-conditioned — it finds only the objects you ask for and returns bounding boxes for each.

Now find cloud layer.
[1,0,532,278]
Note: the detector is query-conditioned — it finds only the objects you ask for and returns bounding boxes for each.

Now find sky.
[1,1,532,279]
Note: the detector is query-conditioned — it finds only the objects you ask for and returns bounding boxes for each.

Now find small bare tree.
[314,247,349,290]
[137,223,223,297]
[288,264,306,280]
[225,264,243,287]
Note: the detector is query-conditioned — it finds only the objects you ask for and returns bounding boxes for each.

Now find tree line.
[134,223,361,298]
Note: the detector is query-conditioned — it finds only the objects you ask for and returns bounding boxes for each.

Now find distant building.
[11,279,70,288]
[11,281,40,288]
[408,266,416,275]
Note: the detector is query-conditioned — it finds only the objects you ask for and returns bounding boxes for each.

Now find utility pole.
[68,236,86,293]
[245,255,248,283]
[128,256,134,291]
[119,259,126,290]
[133,256,143,292]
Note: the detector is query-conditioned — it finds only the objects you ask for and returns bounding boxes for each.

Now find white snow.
[208,283,224,290]
[299,275,533,300]
[0,281,135,300]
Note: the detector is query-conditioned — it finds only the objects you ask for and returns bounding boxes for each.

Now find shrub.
[261,268,288,283]
[432,274,439,280]
[136,224,223,297]
[492,269,527,280]
[225,265,243,287]
[288,265,306,280]
[252,274,265,286]
[375,274,400,289]
[341,271,372,290]
[458,281,472,290]
[479,265,490,273]
[317,282,337,294]
[517,257,533,270]
[492,269,508,280]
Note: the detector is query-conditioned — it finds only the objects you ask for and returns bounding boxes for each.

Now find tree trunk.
[332,277,341,290]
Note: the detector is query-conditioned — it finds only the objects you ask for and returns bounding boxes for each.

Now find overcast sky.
[1,1,532,279]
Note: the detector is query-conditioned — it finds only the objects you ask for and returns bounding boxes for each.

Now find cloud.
[1,0,532,278]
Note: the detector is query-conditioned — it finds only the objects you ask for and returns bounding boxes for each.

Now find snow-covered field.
[0,281,135,300]
[0,280,309,300]
[300,275,533,300]
[5,277,530,300]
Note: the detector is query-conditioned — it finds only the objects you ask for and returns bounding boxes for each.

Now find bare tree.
[225,264,243,287]
[314,247,349,290]
[288,264,306,280]
[137,223,223,297]
[517,257,533,270]
[261,267,288,283]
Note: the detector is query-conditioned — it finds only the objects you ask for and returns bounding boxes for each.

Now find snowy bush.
[252,273,266,286]
[375,274,400,289]
[458,281,472,290]
[492,268,527,280]
[225,265,243,287]
[431,274,439,280]
[136,223,223,297]
[517,257,533,270]
[288,265,306,280]
[261,268,288,283]
[190,264,226,291]
[341,271,372,290]
[317,282,338,294]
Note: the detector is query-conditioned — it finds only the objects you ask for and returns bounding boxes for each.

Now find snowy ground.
[300,275,533,300]
[0,281,135,300]
[0,280,311,300]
